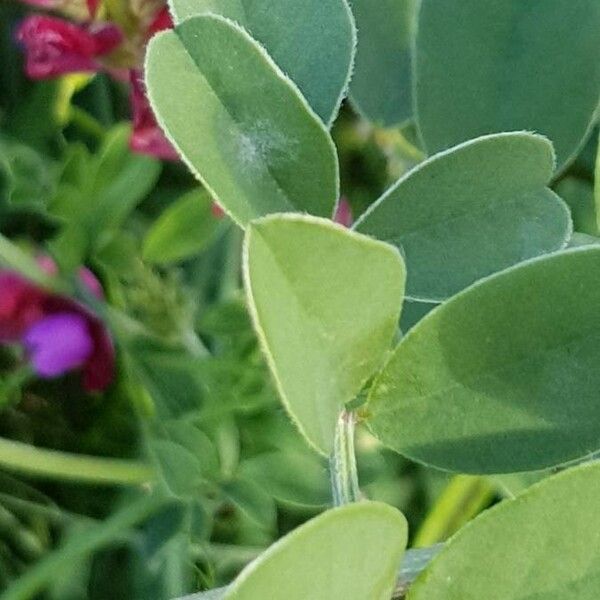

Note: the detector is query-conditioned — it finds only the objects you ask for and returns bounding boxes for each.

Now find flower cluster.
[16,0,177,160]
[0,258,114,392]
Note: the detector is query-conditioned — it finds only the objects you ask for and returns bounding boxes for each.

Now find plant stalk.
[329,410,361,506]
[0,436,155,486]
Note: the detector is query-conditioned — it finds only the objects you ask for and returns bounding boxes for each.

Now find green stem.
[68,106,105,140]
[218,226,243,301]
[0,437,155,486]
[329,410,360,506]
[0,494,168,600]
[413,475,494,547]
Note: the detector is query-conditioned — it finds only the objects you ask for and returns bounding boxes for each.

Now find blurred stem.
[68,106,106,140]
[329,410,360,506]
[1,494,167,600]
[218,226,243,301]
[0,437,155,486]
[413,475,494,547]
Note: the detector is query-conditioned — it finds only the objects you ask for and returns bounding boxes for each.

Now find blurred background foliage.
[0,1,597,598]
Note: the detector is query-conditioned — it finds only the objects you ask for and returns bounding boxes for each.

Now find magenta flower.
[16,3,177,161]
[129,69,179,161]
[147,6,173,37]
[334,198,353,227]
[16,15,122,79]
[86,0,99,18]
[0,262,115,392]
[128,8,177,160]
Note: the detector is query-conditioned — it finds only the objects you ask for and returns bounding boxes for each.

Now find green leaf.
[355,133,571,300]
[148,421,219,497]
[244,214,405,454]
[168,0,356,127]
[143,189,223,264]
[408,463,600,599]
[221,479,277,532]
[126,337,207,420]
[554,177,598,236]
[50,126,161,268]
[88,125,161,232]
[595,130,600,232]
[145,15,339,227]
[415,0,600,172]
[367,247,600,474]
[400,300,435,334]
[0,139,54,212]
[1,494,171,600]
[222,501,407,600]
[349,0,417,127]
[238,451,330,508]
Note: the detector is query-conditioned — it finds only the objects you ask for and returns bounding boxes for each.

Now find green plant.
[1,0,600,597]
[138,0,600,597]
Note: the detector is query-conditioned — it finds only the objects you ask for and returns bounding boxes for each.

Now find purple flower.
[0,260,115,392]
[24,313,93,378]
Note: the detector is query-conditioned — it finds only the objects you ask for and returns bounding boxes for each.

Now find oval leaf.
[223,501,407,600]
[409,463,600,599]
[244,214,405,454]
[350,0,417,127]
[367,247,600,474]
[415,0,600,172]
[145,15,339,227]
[355,133,571,300]
[168,0,356,127]
[143,189,222,264]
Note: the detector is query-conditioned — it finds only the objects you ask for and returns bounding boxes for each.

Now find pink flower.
[0,262,115,392]
[16,15,122,79]
[87,0,99,18]
[0,273,47,343]
[129,69,179,161]
[334,198,353,227]
[147,6,173,37]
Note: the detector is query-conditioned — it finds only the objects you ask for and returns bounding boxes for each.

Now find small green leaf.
[244,214,405,454]
[400,300,435,334]
[148,421,218,497]
[0,140,54,211]
[415,0,600,172]
[239,451,330,508]
[367,247,600,474]
[595,130,600,232]
[409,463,600,599]
[126,337,207,420]
[49,126,160,268]
[555,177,598,236]
[223,501,407,600]
[355,133,571,300]
[349,0,417,127]
[143,190,223,264]
[168,0,356,127]
[145,15,339,227]
[221,479,277,532]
